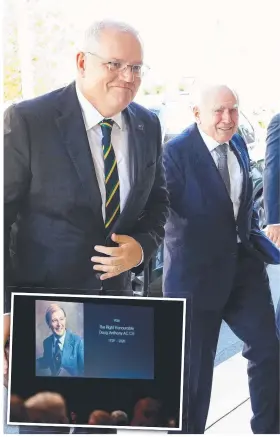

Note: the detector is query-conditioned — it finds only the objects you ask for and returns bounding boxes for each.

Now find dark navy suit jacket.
[264,113,280,224]
[4,82,169,311]
[163,123,280,310]
[37,330,84,376]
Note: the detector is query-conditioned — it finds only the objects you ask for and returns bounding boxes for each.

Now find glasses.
[85,52,150,78]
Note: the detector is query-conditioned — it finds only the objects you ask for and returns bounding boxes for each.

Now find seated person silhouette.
[36,303,84,377]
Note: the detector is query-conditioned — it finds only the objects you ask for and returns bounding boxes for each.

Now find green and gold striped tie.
[99,119,120,232]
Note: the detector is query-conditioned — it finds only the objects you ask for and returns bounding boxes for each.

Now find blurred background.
[3,0,280,116]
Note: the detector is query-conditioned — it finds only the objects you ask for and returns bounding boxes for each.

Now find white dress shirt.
[76,85,131,221]
[76,85,143,264]
[198,126,243,220]
[53,331,66,351]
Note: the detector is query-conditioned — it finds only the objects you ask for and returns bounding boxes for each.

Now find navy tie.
[99,119,120,232]
[53,338,62,374]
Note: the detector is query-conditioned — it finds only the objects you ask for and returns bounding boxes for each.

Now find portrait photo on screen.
[35,300,84,377]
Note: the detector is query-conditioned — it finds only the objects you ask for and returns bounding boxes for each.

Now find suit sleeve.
[4,104,32,312]
[263,114,280,224]
[36,339,49,369]
[162,141,188,218]
[131,116,169,275]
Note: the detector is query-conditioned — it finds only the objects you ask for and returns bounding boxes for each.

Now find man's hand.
[3,314,10,387]
[264,224,280,248]
[4,343,9,388]
[91,233,143,280]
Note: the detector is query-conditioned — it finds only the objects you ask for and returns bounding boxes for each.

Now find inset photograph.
[35,300,84,377]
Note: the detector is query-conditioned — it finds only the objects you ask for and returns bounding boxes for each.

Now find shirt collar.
[75,83,123,131]
[53,331,66,347]
[197,125,229,152]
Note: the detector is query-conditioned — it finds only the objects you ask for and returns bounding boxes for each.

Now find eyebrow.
[108,57,143,65]
[214,104,239,110]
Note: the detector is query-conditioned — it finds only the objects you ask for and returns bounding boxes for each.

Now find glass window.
[239,112,255,145]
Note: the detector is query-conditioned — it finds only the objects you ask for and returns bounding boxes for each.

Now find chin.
[110,91,134,110]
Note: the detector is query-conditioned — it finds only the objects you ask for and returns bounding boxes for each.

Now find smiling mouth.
[219,127,233,131]
[114,86,133,91]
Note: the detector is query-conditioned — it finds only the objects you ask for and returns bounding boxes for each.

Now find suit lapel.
[107,105,145,237]
[46,336,53,367]
[229,137,248,219]
[55,82,105,236]
[61,330,72,367]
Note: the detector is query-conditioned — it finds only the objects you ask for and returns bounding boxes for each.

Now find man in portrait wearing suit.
[4,19,168,434]
[163,83,280,434]
[263,112,280,333]
[36,304,84,377]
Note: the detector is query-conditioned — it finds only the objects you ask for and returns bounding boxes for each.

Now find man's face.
[77,28,143,117]
[49,310,66,337]
[194,86,239,143]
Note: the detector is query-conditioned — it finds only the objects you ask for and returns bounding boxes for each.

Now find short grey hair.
[80,19,142,53]
[190,81,239,109]
[111,410,128,425]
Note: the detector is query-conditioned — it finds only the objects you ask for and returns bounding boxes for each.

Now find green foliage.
[3,60,22,102]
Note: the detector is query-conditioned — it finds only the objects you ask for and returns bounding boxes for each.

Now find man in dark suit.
[36,304,84,377]
[4,19,168,434]
[263,112,280,334]
[163,83,280,434]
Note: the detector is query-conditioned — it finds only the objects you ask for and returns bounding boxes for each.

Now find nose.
[222,109,232,124]
[119,65,135,82]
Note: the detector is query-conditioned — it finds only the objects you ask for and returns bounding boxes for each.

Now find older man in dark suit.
[163,83,279,434]
[4,19,169,434]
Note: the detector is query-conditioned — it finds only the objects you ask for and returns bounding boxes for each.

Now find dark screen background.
[10,289,186,425]
[84,304,154,379]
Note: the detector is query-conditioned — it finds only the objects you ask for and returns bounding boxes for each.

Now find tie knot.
[99,119,114,131]
[216,142,228,155]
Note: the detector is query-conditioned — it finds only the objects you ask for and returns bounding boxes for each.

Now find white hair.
[190,80,239,109]
[79,19,143,53]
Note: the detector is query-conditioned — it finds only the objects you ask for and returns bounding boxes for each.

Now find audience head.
[24,391,68,424]
[70,411,77,423]
[110,409,128,426]
[131,397,162,427]
[10,395,28,422]
[88,409,113,426]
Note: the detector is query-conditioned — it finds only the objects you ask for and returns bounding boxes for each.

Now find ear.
[193,105,201,125]
[76,52,86,76]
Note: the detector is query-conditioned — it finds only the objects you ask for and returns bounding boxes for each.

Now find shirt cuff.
[135,246,144,267]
